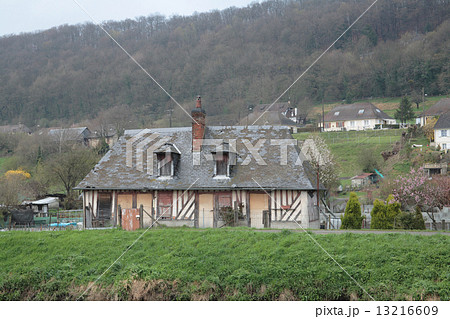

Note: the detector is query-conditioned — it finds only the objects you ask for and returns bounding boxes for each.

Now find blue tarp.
[49,222,77,227]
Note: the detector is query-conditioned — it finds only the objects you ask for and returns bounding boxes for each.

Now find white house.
[322,103,395,132]
[434,111,450,151]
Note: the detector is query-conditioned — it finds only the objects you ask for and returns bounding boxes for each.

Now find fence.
[323,129,404,145]
[1,209,83,231]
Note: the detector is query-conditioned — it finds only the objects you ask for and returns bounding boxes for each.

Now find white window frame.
[441,130,448,137]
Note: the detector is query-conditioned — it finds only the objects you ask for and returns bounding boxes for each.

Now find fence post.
[118,205,122,228]
[139,204,144,229]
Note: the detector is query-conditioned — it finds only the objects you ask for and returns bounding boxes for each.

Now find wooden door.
[250,193,268,228]
[137,193,153,227]
[158,191,172,219]
[199,194,214,228]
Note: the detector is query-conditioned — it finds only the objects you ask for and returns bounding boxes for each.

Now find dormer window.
[358,109,365,114]
[154,143,181,177]
[334,111,340,116]
[212,142,236,178]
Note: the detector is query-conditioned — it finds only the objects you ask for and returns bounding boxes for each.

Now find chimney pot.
[196,96,201,108]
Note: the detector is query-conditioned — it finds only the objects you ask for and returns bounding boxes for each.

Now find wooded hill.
[0,0,449,127]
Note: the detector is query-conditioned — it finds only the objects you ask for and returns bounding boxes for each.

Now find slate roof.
[434,111,450,129]
[420,98,450,117]
[0,124,31,134]
[48,127,91,141]
[75,126,316,191]
[324,103,393,122]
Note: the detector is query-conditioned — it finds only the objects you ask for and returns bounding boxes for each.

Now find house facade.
[417,98,450,127]
[434,111,450,151]
[322,103,396,132]
[75,97,321,230]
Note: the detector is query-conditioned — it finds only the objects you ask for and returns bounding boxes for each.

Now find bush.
[396,206,426,230]
[371,196,425,230]
[370,195,402,229]
[341,192,363,229]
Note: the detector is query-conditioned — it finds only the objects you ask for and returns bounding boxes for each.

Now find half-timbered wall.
[270,190,319,229]
[82,189,318,229]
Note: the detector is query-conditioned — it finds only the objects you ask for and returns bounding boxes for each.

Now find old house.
[48,127,91,147]
[434,111,450,152]
[322,103,396,131]
[75,97,321,230]
[23,197,60,217]
[0,124,31,134]
[238,102,306,128]
[87,126,119,148]
[351,173,378,188]
[417,98,450,127]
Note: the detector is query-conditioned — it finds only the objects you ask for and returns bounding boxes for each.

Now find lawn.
[0,228,448,301]
[294,129,403,178]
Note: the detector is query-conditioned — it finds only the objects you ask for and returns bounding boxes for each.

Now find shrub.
[397,206,426,230]
[341,192,363,229]
[370,195,402,229]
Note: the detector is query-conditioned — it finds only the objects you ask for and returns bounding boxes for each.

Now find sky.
[0,0,258,36]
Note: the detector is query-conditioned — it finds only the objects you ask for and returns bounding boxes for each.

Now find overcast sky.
[0,0,258,36]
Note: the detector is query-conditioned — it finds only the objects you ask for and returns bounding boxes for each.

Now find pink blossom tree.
[392,167,450,229]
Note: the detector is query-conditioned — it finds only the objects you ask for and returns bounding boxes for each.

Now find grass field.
[0,228,448,301]
[294,129,403,178]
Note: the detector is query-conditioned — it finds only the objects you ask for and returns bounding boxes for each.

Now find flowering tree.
[392,167,450,229]
[0,169,32,208]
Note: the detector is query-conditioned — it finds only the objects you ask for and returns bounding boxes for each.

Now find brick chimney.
[192,96,206,152]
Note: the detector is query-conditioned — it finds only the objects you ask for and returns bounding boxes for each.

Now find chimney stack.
[192,96,206,152]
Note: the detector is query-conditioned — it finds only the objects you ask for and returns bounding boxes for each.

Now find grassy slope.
[0,229,448,301]
[294,129,403,178]
[0,157,7,171]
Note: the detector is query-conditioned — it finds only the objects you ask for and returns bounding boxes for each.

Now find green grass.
[294,129,403,178]
[0,157,7,171]
[0,228,448,300]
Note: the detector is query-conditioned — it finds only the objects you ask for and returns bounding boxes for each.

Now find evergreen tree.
[394,96,415,125]
[341,192,363,229]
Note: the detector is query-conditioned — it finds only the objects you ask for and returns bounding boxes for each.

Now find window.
[358,109,365,114]
[334,111,340,116]
[157,153,173,176]
[441,130,448,137]
[350,121,355,127]
[155,143,180,177]
[376,109,381,113]
[215,152,229,176]
[98,193,112,220]
[443,144,447,150]
[364,120,370,126]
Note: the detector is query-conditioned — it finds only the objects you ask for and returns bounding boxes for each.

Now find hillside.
[0,0,449,127]
[0,229,448,300]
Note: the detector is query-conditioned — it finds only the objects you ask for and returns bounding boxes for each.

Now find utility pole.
[322,102,325,132]
[166,108,173,128]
